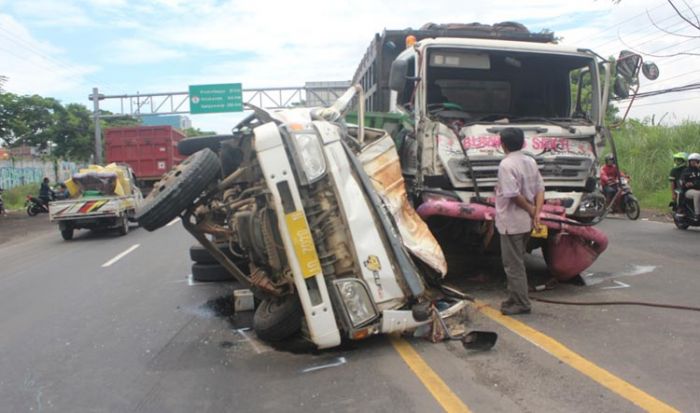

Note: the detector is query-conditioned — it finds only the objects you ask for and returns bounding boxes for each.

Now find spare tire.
[190,243,238,264]
[136,148,220,231]
[253,296,303,342]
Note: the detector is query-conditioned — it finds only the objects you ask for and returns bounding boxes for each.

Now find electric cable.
[531,296,700,312]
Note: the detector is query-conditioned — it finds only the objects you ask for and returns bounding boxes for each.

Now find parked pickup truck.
[49,163,143,240]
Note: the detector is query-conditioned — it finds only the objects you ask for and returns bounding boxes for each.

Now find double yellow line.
[390,301,680,413]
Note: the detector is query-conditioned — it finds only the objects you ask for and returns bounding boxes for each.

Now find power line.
[569,0,672,44]
[585,2,698,50]
[631,93,700,107]
[584,3,700,58]
[0,24,117,91]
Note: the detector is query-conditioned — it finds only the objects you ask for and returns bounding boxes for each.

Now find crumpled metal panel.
[359,133,448,276]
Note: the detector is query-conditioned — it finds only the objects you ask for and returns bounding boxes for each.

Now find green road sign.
[188,83,243,114]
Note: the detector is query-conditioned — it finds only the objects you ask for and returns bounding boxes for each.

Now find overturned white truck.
[352,22,656,279]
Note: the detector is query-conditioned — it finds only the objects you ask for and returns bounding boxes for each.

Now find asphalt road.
[0,215,698,412]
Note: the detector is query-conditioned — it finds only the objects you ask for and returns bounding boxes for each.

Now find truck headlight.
[334,279,377,327]
[293,133,326,184]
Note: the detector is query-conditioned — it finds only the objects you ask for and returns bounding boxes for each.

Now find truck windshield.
[426,48,597,122]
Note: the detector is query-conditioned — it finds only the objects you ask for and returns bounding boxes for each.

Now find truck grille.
[447,156,592,188]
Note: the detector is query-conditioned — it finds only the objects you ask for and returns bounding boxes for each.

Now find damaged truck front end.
[386,35,616,279]
[137,87,480,350]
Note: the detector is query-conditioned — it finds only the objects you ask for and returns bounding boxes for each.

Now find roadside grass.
[609,120,700,211]
[3,183,40,210]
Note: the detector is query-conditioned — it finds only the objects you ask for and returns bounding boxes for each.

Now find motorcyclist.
[669,152,688,208]
[39,177,55,205]
[600,154,621,205]
[680,153,700,220]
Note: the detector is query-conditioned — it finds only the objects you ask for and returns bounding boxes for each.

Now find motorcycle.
[136,86,496,350]
[603,175,640,220]
[672,190,700,230]
[26,195,50,216]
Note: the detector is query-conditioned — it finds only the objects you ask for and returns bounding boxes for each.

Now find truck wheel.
[118,214,129,236]
[253,296,303,342]
[191,263,235,282]
[61,228,74,240]
[136,148,221,231]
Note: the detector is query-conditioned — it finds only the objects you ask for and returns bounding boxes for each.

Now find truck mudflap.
[415,199,608,280]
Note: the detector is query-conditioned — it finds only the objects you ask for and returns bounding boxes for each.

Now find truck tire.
[136,148,221,231]
[118,214,129,236]
[253,296,303,342]
[191,263,235,282]
[178,135,235,156]
[61,228,74,240]
[189,243,236,264]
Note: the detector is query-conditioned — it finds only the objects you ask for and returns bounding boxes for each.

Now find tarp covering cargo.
[67,163,134,197]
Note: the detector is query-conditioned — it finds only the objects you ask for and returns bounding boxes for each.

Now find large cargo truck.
[351,22,656,280]
[105,126,186,193]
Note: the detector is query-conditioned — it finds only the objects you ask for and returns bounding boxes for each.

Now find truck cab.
[389,35,608,220]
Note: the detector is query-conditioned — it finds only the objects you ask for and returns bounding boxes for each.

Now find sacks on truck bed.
[70,163,133,197]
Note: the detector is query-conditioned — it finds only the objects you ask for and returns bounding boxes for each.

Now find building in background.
[141,114,192,130]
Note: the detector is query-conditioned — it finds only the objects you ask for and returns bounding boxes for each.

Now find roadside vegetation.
[3,183,40,210]
[609,120,700,210]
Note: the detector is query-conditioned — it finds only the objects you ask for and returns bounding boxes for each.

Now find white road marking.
[236,328,264,354]
[101,244,140,268]
[601,280,631,290]
[301,357,347,373]
[166,218,180,227]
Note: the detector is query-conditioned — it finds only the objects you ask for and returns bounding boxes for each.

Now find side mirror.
[642,62,659,80]
[616,50,641,83]
[389,59,408,93]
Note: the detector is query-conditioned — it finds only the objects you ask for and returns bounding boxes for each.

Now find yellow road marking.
[390,335,471,413]
[474,300,680,413]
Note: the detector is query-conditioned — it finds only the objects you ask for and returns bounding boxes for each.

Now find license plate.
[285,211,322,279]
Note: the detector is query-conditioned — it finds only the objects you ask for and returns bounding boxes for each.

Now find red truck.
[105,126,186,193]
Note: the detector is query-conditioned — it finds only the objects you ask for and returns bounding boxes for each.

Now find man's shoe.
[500,305,531,316]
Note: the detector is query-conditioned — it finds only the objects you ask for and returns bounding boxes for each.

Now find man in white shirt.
[495,128,545,315]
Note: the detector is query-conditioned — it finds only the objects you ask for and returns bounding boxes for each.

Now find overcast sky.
[1,0,698,132]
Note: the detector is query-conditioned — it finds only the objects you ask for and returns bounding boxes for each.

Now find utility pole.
[89,87,104,164]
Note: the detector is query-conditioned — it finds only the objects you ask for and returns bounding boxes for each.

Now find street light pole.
[90,87,103,164]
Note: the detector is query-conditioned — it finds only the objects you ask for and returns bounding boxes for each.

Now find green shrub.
[3,183,40,210]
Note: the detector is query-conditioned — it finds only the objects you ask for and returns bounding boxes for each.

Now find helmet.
[673,152,688,161]
[605,154,615,162]
[689,153,700,162]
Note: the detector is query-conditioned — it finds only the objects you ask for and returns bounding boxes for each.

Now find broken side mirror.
[389,58,408,94]
[613,77,629,99]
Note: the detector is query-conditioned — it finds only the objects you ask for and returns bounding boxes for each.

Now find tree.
[51,103,94,161]
[0,93,61,148]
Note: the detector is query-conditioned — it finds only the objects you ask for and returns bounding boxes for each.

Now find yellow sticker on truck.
[285,211,322,279]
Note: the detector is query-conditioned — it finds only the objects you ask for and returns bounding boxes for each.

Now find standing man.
[496,128,545,315]
[680,153,700,220]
